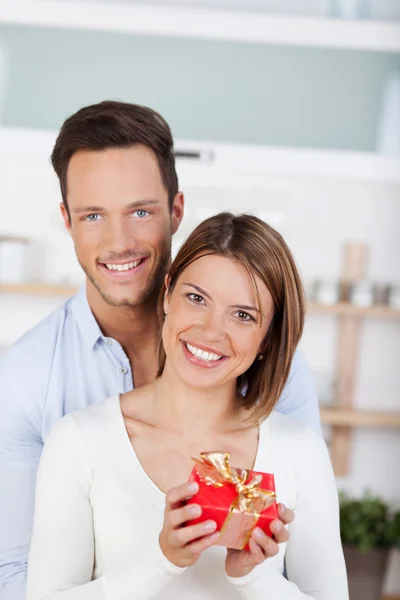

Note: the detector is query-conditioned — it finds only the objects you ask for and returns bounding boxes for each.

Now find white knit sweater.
[27,396,349,600]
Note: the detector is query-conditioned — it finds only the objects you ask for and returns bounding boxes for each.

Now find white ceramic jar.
[314,279,340,305]
[349,280,375,306]
[0,236,30,284]
[388,284,400,309]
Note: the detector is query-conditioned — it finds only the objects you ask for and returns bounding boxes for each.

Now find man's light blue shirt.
[0,285,320,600]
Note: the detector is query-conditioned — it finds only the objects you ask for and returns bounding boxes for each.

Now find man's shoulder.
[0,297,78,419]
[274,348,321,434]
[0,297,75,371]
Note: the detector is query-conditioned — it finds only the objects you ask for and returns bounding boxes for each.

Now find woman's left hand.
[225,506,292,578]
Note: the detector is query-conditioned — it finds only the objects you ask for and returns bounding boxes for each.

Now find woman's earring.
[256,353,264,361]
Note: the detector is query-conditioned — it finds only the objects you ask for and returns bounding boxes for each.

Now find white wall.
[1,127,399,592]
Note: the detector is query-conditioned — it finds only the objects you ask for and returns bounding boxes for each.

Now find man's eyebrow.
[72,199,161,214]
[72,205,103,214]
[126,199,161,210]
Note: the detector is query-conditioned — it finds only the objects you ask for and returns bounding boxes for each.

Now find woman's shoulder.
[40,396,121,483]
[44,395,120,446]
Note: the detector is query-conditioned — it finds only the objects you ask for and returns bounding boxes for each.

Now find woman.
[27,213,349,599]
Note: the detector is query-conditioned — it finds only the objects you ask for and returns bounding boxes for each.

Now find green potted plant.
[339,491,400,600]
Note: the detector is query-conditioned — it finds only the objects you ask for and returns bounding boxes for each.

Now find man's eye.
[85,214,100,221]
[133,210,150,218]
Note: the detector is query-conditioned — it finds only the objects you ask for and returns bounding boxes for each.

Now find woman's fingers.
[250,527,280,558]
[248,538,266,564]
[165,481,199,511]
[166,502,202,529]
[172,519,218,547]
[278,503,294,526]
[270,518,290,544]
[183,531,220,557]
[161,481,220,567]
[226,520,289,579]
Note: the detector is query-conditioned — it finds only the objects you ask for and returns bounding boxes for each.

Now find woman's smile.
[180,340,229,369]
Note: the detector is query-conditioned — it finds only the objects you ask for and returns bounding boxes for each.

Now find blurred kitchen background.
[0,0,399,597]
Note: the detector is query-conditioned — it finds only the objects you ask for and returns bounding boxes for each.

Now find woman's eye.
[188,294,204,304]
[133,210,150,218]
[235,311,253,322]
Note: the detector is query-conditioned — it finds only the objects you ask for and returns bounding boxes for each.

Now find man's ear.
[60,203,72,233]
[171,192,184,235]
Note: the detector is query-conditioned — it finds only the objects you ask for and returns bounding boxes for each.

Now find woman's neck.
[152,363,244,436]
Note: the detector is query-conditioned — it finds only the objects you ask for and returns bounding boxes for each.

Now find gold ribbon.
[192,451,276,518]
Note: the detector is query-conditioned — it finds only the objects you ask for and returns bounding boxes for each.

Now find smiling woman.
[158,211,305,423]
[26,212,348,600]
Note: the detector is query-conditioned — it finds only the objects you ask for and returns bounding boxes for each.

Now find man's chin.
[91,276,161,309]
[96,283,142,308]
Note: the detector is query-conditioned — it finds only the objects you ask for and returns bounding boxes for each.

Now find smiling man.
[0,101,321,600]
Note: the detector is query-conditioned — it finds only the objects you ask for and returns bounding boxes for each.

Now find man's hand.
[225,503,294,578]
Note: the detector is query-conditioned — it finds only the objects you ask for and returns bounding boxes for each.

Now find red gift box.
[187,451,278,550]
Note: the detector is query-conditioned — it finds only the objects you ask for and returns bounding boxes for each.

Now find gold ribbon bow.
[193,451,276,518]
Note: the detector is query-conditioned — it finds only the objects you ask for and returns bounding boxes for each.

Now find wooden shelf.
[0,283,79,296]
[2,285,400,320]
[320,408,400,428]
[1,0,400,53]
[308,302,400,319]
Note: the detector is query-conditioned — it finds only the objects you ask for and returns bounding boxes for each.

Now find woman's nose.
[198,309,226,341]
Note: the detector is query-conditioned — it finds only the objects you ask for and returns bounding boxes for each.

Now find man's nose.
[105,217,137,255]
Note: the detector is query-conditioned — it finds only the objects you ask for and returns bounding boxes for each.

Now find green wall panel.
[0,24,399,151]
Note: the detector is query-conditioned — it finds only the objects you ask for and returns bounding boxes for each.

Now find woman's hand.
[159,481,219,568]
[225,503,294,578]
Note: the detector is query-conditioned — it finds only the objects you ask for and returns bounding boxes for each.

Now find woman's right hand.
[159,481,219,567]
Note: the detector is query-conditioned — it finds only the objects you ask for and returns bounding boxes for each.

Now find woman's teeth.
[105,260,142,271]
[185,343,222,362]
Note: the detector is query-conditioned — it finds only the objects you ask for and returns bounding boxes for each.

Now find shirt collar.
[70,283,104,349]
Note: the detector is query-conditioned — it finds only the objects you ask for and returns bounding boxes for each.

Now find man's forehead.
[67,145,161,175]
[66,147,168,203]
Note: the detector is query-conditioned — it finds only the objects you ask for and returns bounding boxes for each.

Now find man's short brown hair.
[51,100,179,219]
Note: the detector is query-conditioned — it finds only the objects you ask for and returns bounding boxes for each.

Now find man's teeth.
[105,260,141,271]
[186,343,222,362]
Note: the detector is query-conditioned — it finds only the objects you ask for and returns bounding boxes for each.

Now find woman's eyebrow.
[182,283,212,300]
[230,304,260,313]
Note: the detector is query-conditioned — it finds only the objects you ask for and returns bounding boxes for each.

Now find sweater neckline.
[109,394,271,499]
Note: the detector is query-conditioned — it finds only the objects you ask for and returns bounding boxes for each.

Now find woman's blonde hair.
[158,212,305,423]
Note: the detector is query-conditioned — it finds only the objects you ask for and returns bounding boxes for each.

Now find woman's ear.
[256,338,268,361]
[163,295,169,316]
[163,275,171,315]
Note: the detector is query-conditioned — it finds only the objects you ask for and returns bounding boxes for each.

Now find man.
[0,101,320,600]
